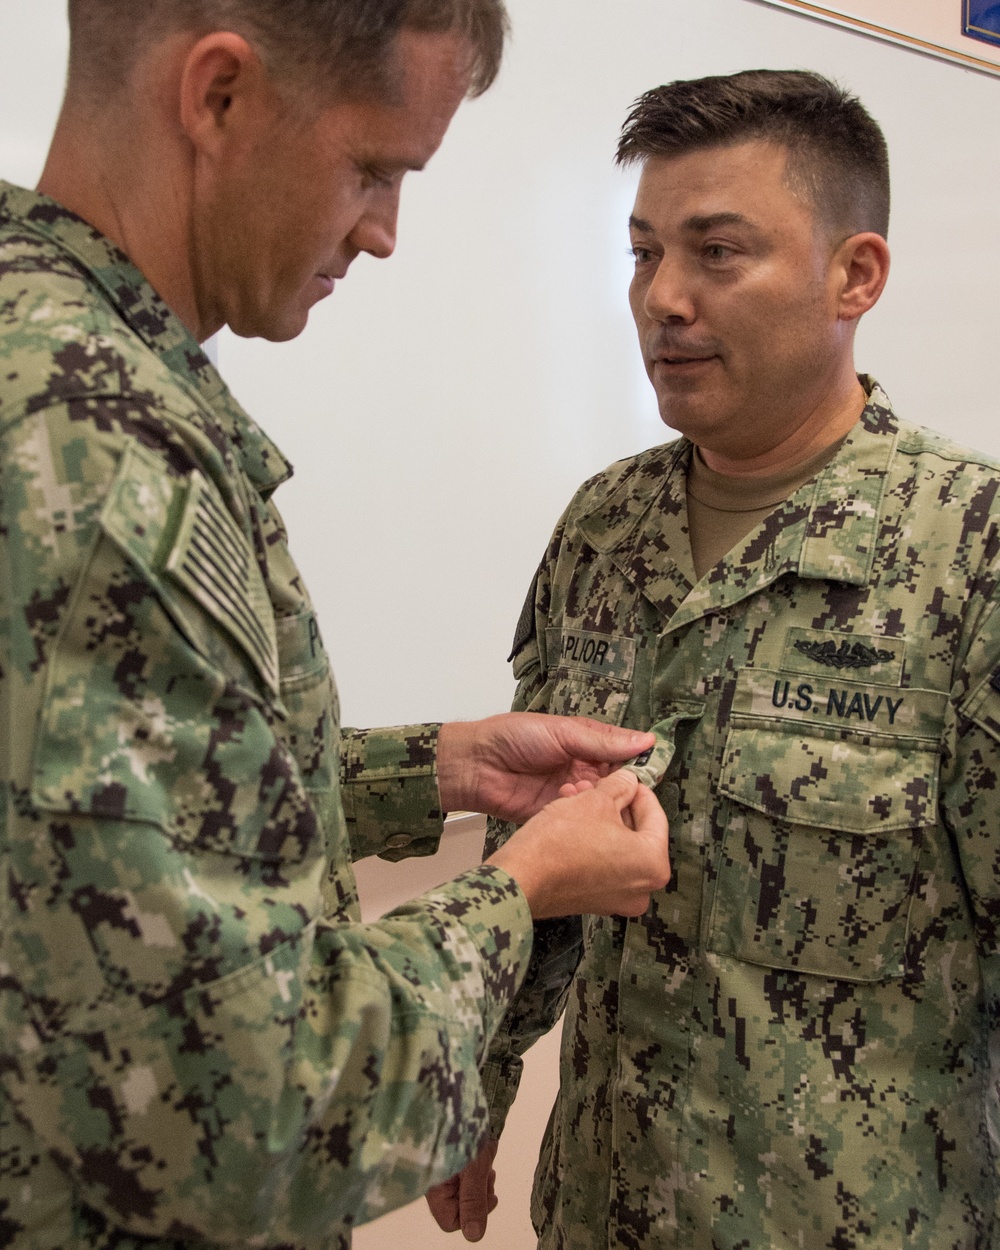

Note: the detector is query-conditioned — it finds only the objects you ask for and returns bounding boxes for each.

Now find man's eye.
[704,243,733,262]
[629,246,654,264]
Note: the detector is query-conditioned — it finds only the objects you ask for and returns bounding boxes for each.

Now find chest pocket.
[709,667,947,983]
[275,607,336,793]
[541,627,637,725]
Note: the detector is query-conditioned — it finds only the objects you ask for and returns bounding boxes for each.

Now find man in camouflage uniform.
[430,71,1000,1247]
[0,3,673,1247]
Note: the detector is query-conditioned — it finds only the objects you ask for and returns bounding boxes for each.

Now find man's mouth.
[649,336,720,368]
[656,353,716,367]
[317,266,349,290]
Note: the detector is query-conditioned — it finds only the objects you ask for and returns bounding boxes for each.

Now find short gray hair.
[67,0,509,103]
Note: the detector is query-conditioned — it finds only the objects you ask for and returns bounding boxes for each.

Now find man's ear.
[833,231,891,323]
[178,31,270,156]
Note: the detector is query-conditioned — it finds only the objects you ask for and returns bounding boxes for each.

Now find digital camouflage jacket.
[485,383,1000,1249]
[0,183,532,1250]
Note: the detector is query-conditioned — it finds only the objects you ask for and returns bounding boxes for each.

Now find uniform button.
[385,834,413,850]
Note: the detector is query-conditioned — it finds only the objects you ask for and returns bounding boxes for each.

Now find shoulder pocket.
[102,440,279,695]
[31,442,317,863]
[710,667,946,982]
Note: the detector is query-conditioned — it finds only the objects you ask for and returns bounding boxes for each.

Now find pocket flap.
[719,668,946,833]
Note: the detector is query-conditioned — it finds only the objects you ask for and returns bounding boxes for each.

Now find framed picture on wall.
[749,0,1000,75]
[966,0,1000,47]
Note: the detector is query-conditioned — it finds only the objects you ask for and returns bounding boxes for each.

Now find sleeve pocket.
[31,443,318,864]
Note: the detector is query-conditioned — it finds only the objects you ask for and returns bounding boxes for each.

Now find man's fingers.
[627,784,671,895]
[629,780,669,837]
[459,1184,488,1241]
[454,1137,499,1241]
[593,766,640,811]
[426,1144,498,1239]
[553,716,655,762]
[559,779,595,798]
[426,1177,462,1232]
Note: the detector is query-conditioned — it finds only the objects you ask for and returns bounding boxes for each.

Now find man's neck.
[698,374,867,480]
[37,110,203,340]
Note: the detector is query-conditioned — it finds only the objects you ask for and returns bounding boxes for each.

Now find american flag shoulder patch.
[165,470,280,694]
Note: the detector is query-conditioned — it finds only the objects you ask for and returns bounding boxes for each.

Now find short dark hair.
[67,0,509,104]
[617,69,890,239]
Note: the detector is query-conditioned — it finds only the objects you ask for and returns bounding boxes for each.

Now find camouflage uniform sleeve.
[479,554,585,1138]
[5,846,533,1240]
[480,857,583,1136]
[1,403,534,1242]
[936,571,1000,1080]
[943,585,1000,983]
[339,724,446,863]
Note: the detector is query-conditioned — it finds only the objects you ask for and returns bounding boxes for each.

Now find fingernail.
[465,1224,484,1242]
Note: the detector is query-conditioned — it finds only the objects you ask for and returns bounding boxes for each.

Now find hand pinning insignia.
[622,706,706,789]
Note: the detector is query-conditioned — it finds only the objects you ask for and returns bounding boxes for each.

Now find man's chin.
[656,397,727,441]
[228,303,312,344]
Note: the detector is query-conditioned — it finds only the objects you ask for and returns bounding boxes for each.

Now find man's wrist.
[436,719,481,813]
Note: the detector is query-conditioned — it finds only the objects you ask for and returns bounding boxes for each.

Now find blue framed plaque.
[966,0,1000,47]
[750,2,1000,77]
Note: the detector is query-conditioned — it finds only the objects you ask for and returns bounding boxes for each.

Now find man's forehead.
[312,31,473,166]
[629,140,802,232]
[318,97,433,166]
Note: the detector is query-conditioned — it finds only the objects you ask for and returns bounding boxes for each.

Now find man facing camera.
[431,70,1000,1248]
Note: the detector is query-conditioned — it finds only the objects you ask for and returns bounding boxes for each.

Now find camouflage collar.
[0,180,293,496]
[795,379,897,585]
[577,380,899,622]
[578,438,691,555]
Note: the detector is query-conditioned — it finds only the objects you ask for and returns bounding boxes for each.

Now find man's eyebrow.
[629,211,764,235]
[684,211,759,234]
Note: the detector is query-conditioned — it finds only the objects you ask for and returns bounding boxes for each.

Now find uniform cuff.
[387,863,535,1057]
[480,1053,525,1138]
[340,724,446,862]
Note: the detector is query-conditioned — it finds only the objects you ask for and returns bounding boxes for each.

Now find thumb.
[556,718,655,762]
[594,767,640,811]
[458,1142,497,1242]
[628,781,669,838]
[460,1186,489,1242]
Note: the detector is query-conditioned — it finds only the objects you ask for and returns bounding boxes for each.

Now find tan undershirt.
[686,438,846,581]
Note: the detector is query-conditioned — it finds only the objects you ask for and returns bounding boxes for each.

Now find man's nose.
[643,259,696,324]
[352,186,401,260]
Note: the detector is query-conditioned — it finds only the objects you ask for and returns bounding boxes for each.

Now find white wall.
[0,3,67,185]
[3,4,999,1247]
[216,0,1000,730]
[4,1,999,730]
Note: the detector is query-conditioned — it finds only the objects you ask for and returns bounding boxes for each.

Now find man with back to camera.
[0,2,675,1246]
[429,70,1000,1247]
